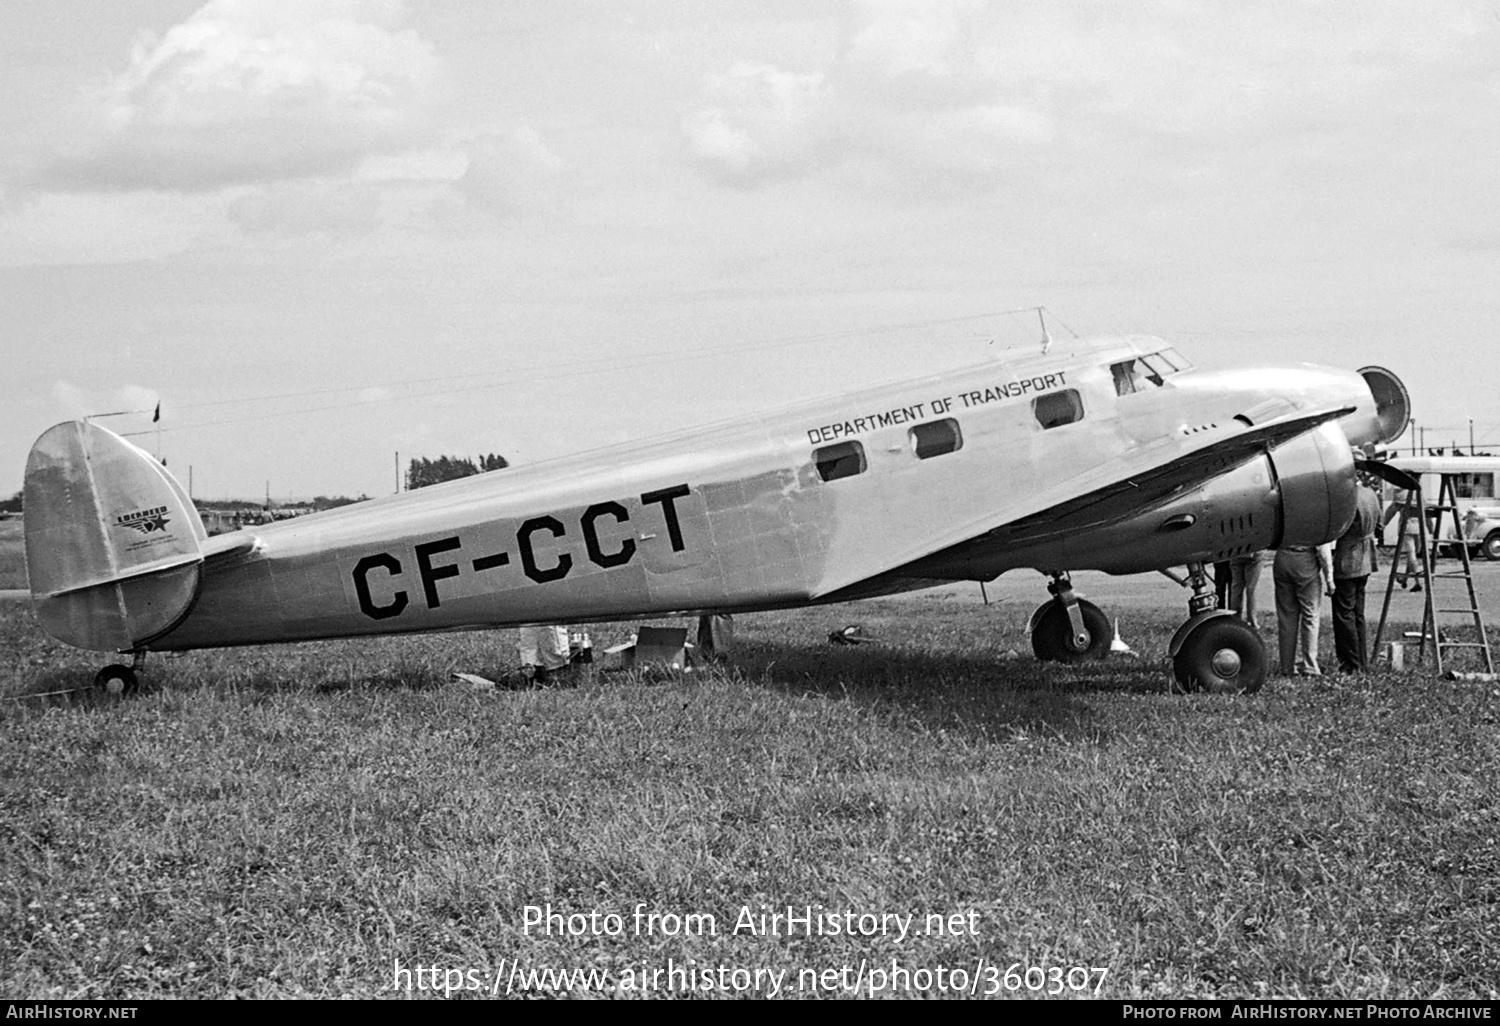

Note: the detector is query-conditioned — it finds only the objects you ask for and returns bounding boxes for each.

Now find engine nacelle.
[1270,420,1357,548]
[993,421,1358,574]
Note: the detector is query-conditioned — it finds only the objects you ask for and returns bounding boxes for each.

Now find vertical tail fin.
[24,421,206,651]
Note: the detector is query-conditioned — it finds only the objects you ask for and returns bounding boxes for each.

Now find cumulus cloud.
[682,64,829,182]
[681,1,1050,187]
[682,0,1493,189]
[445,127,567,217]
[44,0,446,192]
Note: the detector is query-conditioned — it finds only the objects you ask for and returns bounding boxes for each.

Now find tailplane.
[25,421,206,652]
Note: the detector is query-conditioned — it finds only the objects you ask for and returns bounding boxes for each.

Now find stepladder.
[1373,474,1494,674]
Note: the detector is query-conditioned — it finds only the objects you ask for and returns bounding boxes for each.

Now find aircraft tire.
[1172,618,1265,695]
[1483,531,1500,562]
[93,664,139,697]
[1030,598,1110,663]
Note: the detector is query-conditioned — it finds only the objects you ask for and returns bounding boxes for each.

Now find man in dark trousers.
[1332,473,1383,672]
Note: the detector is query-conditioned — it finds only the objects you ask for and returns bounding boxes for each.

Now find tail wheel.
[93,664,139,697]
[1173,618,1266,694]
[1031,598,1111,663]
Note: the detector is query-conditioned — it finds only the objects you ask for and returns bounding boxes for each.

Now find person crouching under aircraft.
[1273,542,1335,677]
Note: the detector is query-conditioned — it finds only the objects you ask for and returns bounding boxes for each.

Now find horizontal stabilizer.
[25,421,207,651]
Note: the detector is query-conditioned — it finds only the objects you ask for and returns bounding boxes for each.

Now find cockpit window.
[1111,360,1148,396]
[1156,348,1190,371]
[1138,353,1173,385]
[1115,351,1188,394]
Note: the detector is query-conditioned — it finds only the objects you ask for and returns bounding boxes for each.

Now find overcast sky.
[4,0,1498,500]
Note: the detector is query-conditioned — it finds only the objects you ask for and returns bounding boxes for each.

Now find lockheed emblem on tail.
[22,335,1409,696]
[115,506,172,534]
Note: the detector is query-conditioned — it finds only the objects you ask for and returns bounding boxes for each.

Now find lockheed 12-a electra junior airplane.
[23,335,1409,696]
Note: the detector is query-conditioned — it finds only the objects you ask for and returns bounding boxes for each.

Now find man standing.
[1332,476,1382,673]
[1385,490,1424,591]
[1274,542,1335,677]
[1230,550,1271,629]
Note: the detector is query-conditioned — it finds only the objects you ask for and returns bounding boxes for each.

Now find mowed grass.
[1,595,1496,1000]
[0,518,25,590]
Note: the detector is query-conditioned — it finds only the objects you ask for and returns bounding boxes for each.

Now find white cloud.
[682,64,828,182]
[682,2,1050,187]
[446,127,567,217]
[845,0,977,76]
[681,0,1494,189]
[44,0,446,192]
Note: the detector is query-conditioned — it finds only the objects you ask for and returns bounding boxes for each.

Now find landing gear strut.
[93,650,145,697]
[1030,572,1111,662]
[1168,562,1266,694]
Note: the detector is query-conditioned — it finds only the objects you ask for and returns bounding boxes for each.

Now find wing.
[812,405,1352,599]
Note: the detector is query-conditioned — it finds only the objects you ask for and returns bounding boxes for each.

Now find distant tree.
[406,454,510,490]
[0,491,20,513]
[310,494,370,511]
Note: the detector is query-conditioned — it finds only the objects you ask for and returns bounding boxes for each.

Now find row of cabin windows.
[813,389,1085,483]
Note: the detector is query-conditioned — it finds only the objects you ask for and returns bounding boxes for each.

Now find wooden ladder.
[1374,475,1494,673]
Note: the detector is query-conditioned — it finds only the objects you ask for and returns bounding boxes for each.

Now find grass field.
[1,592,1496,1000]
[0,517,24,590]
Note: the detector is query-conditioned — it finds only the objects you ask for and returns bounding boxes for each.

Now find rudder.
[25,421,206,652]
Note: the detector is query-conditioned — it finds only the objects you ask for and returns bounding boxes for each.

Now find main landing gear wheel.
[93,664,139,697]
[1031,598,1111,663]
[1172,618,1266,694]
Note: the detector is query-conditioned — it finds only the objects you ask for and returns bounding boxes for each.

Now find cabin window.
[813,440,867,482]
[911,418,962,460]
[1034,389,1084,429]
[1454,473,1495,499]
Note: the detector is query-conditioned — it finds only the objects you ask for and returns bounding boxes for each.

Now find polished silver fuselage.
[147,336,1381,650]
